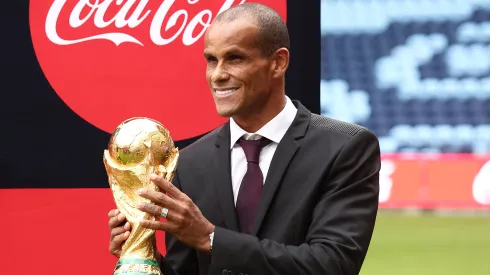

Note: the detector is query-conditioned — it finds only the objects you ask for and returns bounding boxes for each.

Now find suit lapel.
[251,101,311,235]
[213,122,240,231]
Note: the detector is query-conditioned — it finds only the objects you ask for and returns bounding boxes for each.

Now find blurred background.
[2,1,489,274]
[320,1,490,274]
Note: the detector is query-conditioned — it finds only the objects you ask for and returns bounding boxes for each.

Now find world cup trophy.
[103,117,179,275]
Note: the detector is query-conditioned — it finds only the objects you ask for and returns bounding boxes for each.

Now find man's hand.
[136,174,215,253]
[108,209,131,257]
[108,209,162,261]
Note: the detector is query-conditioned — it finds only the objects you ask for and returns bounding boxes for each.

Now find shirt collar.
[229,96,298,149]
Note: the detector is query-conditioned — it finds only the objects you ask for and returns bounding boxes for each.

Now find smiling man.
[107,3,381,275]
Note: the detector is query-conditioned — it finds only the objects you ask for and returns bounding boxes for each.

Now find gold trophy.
[103,117,179,275]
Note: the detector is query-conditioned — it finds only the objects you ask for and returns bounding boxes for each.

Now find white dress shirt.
[229,96,298,205]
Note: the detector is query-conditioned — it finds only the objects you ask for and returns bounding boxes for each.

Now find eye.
[205,55,217,63]
[229,55,242,61]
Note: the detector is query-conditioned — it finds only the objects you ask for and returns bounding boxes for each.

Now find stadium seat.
[320,0,490,153]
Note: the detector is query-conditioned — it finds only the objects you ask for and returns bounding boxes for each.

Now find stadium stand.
[320,0,490,153]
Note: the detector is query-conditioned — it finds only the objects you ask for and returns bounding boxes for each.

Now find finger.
[108,209,119,218]
[124,221,131,231]
[137,202,162,217]
[108,215,119,229]
[108,212,126,229]
[137,188,177,209]
[139,218,178,233]
[111,231,130,247]
[150,174,182,199]
[137,202,175,220]
[110,225,130,240]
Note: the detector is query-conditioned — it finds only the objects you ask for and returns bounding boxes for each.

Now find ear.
[271,48,290,78]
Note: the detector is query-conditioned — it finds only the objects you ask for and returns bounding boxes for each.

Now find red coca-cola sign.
[29,0,287,140]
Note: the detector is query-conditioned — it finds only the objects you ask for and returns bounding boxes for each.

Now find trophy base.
[113,258,163,275]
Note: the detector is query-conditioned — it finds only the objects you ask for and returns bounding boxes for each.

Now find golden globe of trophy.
[103,117,179,275]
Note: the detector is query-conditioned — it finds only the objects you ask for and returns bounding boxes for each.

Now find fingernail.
[137,188,144,195]
[150,174,157,180]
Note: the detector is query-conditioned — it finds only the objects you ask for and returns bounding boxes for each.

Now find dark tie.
[236,137,272,234]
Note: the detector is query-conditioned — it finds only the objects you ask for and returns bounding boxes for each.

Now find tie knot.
[238,137,271,163]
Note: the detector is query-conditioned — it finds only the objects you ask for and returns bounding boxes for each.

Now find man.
[108,3,381,275]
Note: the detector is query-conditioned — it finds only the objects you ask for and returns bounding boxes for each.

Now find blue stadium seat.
[413,124,434,146]
[320,0,490,153]
[434,124,454,145]
[475,125,490,139]
[455,124,474,144]
[389,124,413,144]
[378,137,399,153]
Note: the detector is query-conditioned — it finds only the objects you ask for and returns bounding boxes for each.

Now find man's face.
[203,18,275,118]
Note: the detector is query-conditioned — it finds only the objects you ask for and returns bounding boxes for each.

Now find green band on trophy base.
[113,258,162,275]
[116,258,160,268]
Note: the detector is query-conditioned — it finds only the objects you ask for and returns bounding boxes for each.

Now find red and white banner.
[379,154,490,209]
[29,0,287,141]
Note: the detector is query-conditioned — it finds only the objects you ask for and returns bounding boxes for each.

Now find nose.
[211,63,230,83]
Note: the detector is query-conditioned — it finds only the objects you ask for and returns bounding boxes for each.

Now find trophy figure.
[103,117,179,275]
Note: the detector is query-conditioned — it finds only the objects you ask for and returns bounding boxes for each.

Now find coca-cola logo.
[473,161,490,205]
[29,0,287,140]
[379,160,395,203]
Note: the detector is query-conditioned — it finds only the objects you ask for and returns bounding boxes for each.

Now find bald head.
[212,3,290,57]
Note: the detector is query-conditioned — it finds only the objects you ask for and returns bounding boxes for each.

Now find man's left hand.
[136,174,215,253]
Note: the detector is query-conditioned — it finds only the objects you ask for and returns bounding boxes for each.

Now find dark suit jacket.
[160,100,381,275]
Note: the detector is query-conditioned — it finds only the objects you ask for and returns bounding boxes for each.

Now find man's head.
[203,3,290,122]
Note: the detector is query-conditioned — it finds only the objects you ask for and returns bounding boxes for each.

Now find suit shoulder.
[309,113,377,141]
[309,114,366,135]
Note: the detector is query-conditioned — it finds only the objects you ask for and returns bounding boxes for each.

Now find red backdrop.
[3,153,490,275]
[379,154,490,209]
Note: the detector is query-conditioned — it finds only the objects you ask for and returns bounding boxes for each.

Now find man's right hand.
[108,209,131,258]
